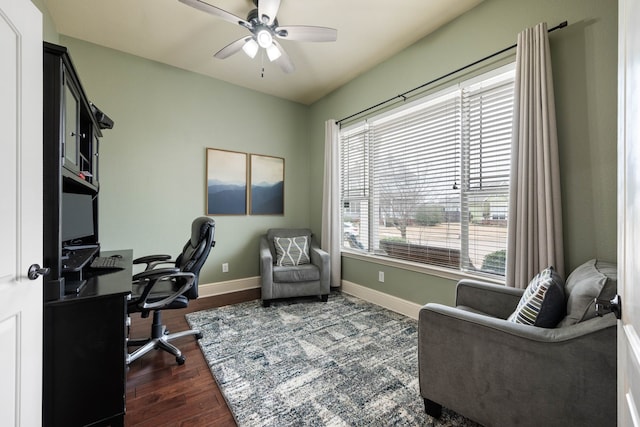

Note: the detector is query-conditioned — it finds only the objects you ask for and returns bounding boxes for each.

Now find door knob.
[595,294,622,320]
[27,264,50,280]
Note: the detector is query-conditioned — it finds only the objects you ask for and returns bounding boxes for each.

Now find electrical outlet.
[222,262,229,273]
[378,271,385,282]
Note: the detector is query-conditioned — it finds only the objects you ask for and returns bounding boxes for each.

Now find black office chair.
[127,216,215,365]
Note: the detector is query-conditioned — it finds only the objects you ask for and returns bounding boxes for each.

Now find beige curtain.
[506,22,564,287]
[321,119,342,288]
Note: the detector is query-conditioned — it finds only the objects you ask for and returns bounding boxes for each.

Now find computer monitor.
[61,192,96,246]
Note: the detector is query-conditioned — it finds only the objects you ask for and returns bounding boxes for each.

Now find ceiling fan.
[178,0,338,73]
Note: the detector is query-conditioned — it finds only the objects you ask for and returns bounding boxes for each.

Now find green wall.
[37,0,617,307]
[308,0,618,306]
[30,0,58,43]
[58,37,311,284]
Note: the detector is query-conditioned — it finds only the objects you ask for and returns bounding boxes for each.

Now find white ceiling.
[44,0,483,105]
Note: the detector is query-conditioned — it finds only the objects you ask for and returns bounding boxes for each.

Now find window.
[340,64,515,277]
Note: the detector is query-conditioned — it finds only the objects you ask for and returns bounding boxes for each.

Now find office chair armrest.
[133,254,174,271]
[133,254,172,264]
[132,267,179,282]
[133,270,195,311]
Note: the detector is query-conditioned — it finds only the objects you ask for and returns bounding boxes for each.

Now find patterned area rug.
[186,293,478,426]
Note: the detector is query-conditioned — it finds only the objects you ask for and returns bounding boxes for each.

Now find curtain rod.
[336,20,568,125]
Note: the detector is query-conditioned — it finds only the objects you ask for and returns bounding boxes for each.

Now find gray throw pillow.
[273,236,311,266]
[557,259,617,326]
[508,266,565,328]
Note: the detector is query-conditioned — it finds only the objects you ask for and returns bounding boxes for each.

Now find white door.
[618,0,640,425]
[0,0,43,426]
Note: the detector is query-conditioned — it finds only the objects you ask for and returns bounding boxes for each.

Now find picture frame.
[206,148,247,215]
[250,154,284,215]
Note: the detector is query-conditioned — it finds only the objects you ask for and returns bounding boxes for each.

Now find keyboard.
[62,246,100,272]
[90,256,125,270]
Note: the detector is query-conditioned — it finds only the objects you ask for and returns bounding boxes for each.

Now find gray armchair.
[259,228,330,307]
[418,259,617,427]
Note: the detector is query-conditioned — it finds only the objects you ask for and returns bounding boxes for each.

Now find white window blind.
[341,125,370,250]
[463,74,514,274]
[340,65,515,277]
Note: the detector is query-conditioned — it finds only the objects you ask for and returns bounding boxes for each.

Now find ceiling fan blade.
[214,36,252,59]
[275,25,337,42]
[271,40,295,73]
[258,0,281,25]
[178,0,250,28]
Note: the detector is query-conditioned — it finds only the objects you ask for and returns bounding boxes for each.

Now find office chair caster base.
[127,317,202,365]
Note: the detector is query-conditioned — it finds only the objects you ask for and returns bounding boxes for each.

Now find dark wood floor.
[124,289,261,427]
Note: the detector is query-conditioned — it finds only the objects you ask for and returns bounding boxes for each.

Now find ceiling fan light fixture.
[256,29,273,48]
[266,43,282,61]
[242,39,259,58]
[180,0,337,74]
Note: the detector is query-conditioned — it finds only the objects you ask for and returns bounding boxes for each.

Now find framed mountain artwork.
[206,148,247,215]
[250,154,284,215]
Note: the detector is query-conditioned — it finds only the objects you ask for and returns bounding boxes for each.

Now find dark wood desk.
[43,249,132,427]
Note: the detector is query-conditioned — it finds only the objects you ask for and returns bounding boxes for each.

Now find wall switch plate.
[378,271,384,282]
[222,262,229,273]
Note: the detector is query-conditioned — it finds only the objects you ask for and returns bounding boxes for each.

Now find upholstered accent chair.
[259,228,330,307]
[418,259,617,427]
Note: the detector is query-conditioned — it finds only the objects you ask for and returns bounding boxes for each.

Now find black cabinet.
[42,42,127,427]
[43,251,132,427]
[43,42,106,301]
[44,42,101,189]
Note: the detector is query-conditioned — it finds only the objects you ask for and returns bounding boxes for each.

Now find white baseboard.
[341,280,423,320]
[198,277,422,319]
[199,276,261,298]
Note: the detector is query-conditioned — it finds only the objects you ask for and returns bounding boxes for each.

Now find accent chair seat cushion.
[273,264,320,283]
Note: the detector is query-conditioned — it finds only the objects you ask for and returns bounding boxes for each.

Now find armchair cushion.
[507,266,565,328]
[273,264,320,283]
[558,259,617,326]
[274,235,311,266]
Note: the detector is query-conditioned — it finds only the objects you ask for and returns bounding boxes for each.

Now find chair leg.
[127,339,159,365]
[127,310,202,365]
[262,300,271,307]
[320,294,329,302]
[424,398,442,418]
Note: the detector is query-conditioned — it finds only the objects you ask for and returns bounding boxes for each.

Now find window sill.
[340,249,505,286]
